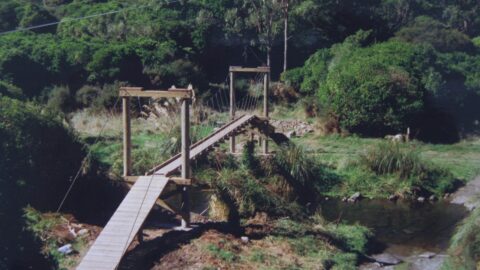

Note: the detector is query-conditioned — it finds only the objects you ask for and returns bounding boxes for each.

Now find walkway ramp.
[78,114,278,269]
[77,176,169,270]
[152,114,258,175]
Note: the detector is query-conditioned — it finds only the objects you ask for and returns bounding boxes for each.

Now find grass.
[293,134,480,198]
[23,207,88,270]
[187,218,370,270]
[296,134,480,182]
[442,207,480,270]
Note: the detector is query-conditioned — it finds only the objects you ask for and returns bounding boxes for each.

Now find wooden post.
[122,97,131,177]
[180,98,191,228]
[229,71,236,153]
[262,72,269,154]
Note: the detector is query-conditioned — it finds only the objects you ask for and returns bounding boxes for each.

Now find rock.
[77,228,89,236]
[429,195,437,201]
[417,196,426,203]
[241,236,249,244]
[58,244,73,255]
[348,192,362,203]
[324,197,330,201]
[418,252,436,259]
[286,130,296,138]
[342,197,348,202]
[371,253,402,265]
[388,194,399,201]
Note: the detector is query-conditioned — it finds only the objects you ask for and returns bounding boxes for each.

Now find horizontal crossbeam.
[229,66,270,73]
[124,176,193,186]
[119,87,193,99]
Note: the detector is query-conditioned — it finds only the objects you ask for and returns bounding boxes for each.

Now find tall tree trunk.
[283,1,289,73]
[267,46,271,67]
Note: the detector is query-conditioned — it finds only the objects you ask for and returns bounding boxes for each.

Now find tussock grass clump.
[358,142,456,195]
[359,142,423,179]
[272,143,340,202]
[443,207,480,270]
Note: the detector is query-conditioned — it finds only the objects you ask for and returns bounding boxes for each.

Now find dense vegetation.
[0,96,83,268]
[0,1,478,142]
[1,0,480,269]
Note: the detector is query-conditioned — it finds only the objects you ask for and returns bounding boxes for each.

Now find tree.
[394,16,474,52]
[241,0,283,67]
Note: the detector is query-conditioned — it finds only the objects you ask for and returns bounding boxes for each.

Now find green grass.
[443,207,480,270]
[292,134,480,198]
[206,242,238,263]
[23,207,88,270]
[296,134,480,182]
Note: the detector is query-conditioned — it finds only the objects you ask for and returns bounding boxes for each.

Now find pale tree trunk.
[267,46,271,67]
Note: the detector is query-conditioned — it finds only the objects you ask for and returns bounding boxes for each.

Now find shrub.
[0,80,23,99]
[75,82,124,110]
[281,67,304,90]
[473,37,480,48]
[46,85,74,113]
[0,97,83,269]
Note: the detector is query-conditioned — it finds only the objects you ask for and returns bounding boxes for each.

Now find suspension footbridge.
[77,67,285,270]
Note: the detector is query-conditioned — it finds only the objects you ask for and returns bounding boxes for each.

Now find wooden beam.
[230,71,236,153]
[169,177,192,186]
[181,98,191,228]
[123,97,131,177]
[119,88,193,99]
[263,72,269,154]
[125,176,193,186]
[156,198,180,214]
[229,66,271,73]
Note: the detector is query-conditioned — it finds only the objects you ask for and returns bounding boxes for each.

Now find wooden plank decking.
[77,176,168,270]
[77,114,269,269]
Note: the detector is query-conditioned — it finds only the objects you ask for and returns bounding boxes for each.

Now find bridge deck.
[78,114,265,269]
[77,176,168,270]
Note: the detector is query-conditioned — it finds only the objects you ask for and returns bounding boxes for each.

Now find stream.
[320,199,468,269]
[173,189,468,269]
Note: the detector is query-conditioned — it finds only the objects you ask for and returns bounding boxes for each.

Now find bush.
[0,80,23,99]
[280,67,304,90]
[46,85,74,113]
[319,41,427,136]
[0,97,83,269]
[75,82,123,110]
[473,37,480,48]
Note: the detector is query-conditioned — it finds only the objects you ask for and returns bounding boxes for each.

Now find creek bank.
[450,175,480,210]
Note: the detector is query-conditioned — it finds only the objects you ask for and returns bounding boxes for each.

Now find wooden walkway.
[77,114,272,270]
[77,176,169,270]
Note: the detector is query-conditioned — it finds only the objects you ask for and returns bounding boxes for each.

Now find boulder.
[418,252,436,259]
[286,130,296,138]
[371,253,402,265]
[388,194,399,201]
[348,192,362,203]
[58,244,73,255]
[429,195,437,201]
[417,197,426,203]
[77,228,89,236]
